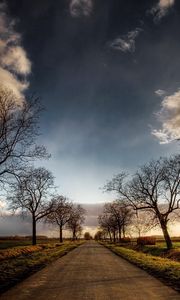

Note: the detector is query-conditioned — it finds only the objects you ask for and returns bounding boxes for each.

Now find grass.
[111,240,180,261]
[136,242,180,261]
[0,240,84,294]
[0,240,32,249]
[0,238,61,249]
[0,245,43,260]
[100,241,180,292]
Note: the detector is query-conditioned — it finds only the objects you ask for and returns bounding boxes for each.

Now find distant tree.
[0,87,48,186]
[46,196,72,242]
[98,211,117,242]
[67,204,86,240]
[104,155,180,249]
[131,211,157,238]
[94,230,103,241]
[107,200,132,240]
[84,232,91,240]
[98,200,132,242]
[8,167,55,245]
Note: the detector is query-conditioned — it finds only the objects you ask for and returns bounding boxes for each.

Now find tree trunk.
[122,225,125,238]
[118,226,121,242]
[59,225,63,243]
[32,214,36,245]
[160,219,172,250]
[108,230,112,241]
[73,229,76,240]
[138,229,141,238]
[113,230,116,243]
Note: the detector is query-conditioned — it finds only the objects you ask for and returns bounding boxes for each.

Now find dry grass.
[0,245,43,261]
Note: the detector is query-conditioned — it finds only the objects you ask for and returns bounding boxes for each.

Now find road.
[1,241,180,300]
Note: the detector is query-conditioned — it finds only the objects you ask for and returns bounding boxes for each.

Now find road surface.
[1,241,180,300]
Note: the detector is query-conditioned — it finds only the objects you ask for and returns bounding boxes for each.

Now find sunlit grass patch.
[0,245,43,261]
[132,242,180,261]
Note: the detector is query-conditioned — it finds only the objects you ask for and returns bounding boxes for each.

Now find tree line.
[98,154,180,249]
[0,87,86,244]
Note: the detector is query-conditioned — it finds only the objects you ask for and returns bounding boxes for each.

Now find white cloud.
[151,0,175,22]
[1,46,31,75]
[70,0,93,17]
[109,28,141,53]
[0,2,31,99]
[155,89,166,97]
[152,89,180,143]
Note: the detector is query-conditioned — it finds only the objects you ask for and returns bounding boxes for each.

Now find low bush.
[137,236,156,246]
[166,250,180,262]
[119,237,131,243]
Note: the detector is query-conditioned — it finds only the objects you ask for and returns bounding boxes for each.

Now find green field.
[135,242,180,259]
[116,240,180,260]
[0,238,62,249]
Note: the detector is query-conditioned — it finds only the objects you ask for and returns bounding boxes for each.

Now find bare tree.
[8,167,55,245]
[67,204,86,240]
[46,196,72,242]
[108,200,132,240]
[131,211,157,238]
[94,230,103,240]
[104,155,180,249]
[84,232,91,240]
[0,87,48,186]
[98,211,117,242]
[98,200,132,242]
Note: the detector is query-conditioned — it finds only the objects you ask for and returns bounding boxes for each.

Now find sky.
[0,204,104,237]
[0,0,180,206]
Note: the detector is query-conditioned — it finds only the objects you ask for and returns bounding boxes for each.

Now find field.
[0,237,84,294]
[100,239,180,291]
[0,237,63,249]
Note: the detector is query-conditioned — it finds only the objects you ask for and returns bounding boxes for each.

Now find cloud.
[109,28,141,53]
[0,203,103,236]
[155,89,166,97]
[152,89,180,143]
[69,0,93,17]
[0,2,31,99]
[150,0,175,22]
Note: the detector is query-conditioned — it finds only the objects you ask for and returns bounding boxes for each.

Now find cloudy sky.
[0,0,179,205]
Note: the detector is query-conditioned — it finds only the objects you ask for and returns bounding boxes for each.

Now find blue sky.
[0,0,179,204]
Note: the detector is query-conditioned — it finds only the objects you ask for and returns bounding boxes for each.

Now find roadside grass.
[113,241,180,262]
[135,242,180,261]
[0,240,84,294]
[100,242,180,292]
[0,245,44,261]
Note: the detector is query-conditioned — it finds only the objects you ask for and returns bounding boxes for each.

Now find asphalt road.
[1,241,180,300]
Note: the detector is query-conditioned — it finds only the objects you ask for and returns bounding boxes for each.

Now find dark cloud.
[0,204,103,236]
